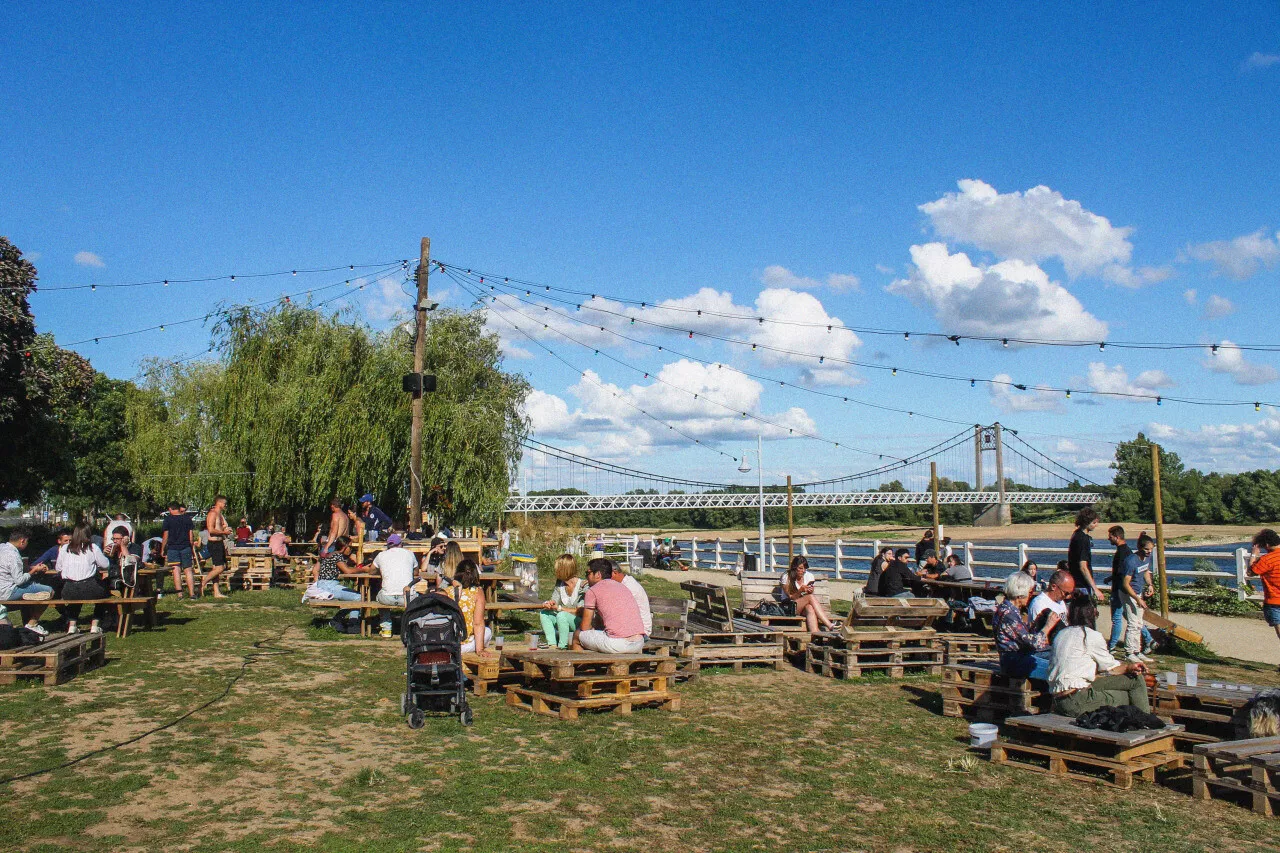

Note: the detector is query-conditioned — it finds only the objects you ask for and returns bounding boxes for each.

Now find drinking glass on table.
[495,634,504,651]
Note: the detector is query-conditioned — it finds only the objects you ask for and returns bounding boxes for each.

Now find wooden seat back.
[647,596,691,648]
[739,571,831,611]
[679,580,735,632]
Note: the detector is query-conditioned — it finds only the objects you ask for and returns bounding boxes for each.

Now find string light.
[892,368,897,376]
[1156,396,1162,406]
[1001,339,1008,348]
[22,259,406,292]
[1065,389,1071,399]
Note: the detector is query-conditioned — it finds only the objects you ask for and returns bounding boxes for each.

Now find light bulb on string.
[1211,345,1218,355]
[891,368,897,376]
[904,332,909,341]
[1156,396,1162,406]
[970,379,975,387]
[1099,342,1106,351]
[1001,339,1008,348]
[1256,402,1261,412]
[1065,389,1071,399]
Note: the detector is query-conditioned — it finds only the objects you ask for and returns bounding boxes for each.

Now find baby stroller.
[401,591,474,728]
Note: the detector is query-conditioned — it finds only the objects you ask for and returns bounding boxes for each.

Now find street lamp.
[737,434,765,570]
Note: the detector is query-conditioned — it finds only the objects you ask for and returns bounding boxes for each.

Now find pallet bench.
[1193,736,1280,815]
[1152,681,1260,748]
[939,633,998,665]
[845,597,948,630]
[990,713,1184,789]
[501,648,680,721]
[803,628,943,679]
[4,596,156,638]
[941,662,1050,721]
[733,572,838,631]
[0,633,106,685]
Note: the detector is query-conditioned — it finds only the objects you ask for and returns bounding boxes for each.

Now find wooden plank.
[991,739,1181,790]
[505,685,679,721]
[1141,609,1204,644]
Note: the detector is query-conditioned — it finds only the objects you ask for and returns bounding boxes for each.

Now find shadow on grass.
[900,683,945,716]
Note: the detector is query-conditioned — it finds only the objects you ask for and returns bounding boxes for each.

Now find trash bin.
[629,554,644,576]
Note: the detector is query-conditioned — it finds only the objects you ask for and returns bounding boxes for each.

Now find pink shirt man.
[584,578,645,639]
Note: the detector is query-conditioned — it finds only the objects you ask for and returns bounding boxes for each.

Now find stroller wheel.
[407,709,426,729]
[461,707,474,726]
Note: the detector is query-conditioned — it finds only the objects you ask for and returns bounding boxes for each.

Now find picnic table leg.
[117,603,131,638]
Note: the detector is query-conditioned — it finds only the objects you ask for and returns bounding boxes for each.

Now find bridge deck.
[505,491,1102,512]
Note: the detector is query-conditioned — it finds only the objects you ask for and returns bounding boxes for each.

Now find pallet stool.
[804,628,943,679]
[941,662,1050,721]
[0,633,107,685]
[990,713,1184,789]
[1192,736,1280,816]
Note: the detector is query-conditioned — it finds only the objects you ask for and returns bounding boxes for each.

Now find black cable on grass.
[0,627,296,786]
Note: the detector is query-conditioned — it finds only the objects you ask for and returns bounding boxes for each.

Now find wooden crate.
[501,648,681,720]
[0,633,106,685]
[1193,736,1280,816]
[505,685,680,721]
[680,627,786,673]
[990,714,1184,789]
[461,651,522,697]
[941,662,1048,721]
[845,597,948,630]
[940,634,998,665]
[804,629,942,679]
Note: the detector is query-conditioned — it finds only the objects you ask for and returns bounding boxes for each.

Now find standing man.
[1247,528,1280,672]
[358,494,393,542]
[161,502,199,599]
[1068,508,1100,598]
[323,498,349,556]
[202,496,232,598]
[1119,534,1156,663]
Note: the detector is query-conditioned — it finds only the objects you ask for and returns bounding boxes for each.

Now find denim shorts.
[167,545,194,569]
[1264,603,1280,627]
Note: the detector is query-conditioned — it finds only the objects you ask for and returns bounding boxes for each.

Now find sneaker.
[89,625,103,634]
[26,623,48,637]
[66,623,79,634]
[1126,654,1143,663]
[1137,653,1155,663]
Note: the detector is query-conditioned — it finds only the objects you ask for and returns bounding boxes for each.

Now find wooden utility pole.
[786,475,794,561]
[930,461,940,552]
[408,237,430,533]
[1152,442,1170,617]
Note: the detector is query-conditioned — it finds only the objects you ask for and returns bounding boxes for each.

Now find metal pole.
[1152,442,1170,617]
[757,434,765,568]
[408,237,430,533]
[974,424,983,491]
[787,475,794,562]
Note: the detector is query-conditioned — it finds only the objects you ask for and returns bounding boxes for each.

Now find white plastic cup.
[1185,663,1199,687]
[528,632,540,651]
[494,635,504,651]
[1164,671,1177,686]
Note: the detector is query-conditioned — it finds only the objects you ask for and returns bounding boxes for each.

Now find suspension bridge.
[504,424,1104,516]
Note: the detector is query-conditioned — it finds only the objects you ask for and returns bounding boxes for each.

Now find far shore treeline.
[4,235,1280,534]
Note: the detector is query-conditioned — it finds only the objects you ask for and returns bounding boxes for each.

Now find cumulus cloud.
[1085,362,1174,401]
[362,273,412,323]
[1203,341,1280,386]
[761,264,860,292]
[1148,410,1280,472]
[523,362,817,461]
[1245,52,1280,68]
[74,251,105,268]
[1183,229,1280,279]
[887,242,1108,342]
[1202,294,1236,320]
[1183,289,1198,306]
[918,179,1166,287]
[988,373,1065,413]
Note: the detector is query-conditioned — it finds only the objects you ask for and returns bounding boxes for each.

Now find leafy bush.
[1168,576,1261,617]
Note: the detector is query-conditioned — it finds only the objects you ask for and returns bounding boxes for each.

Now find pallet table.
[845,597,948,630]
[940,633,998,665]
[1192,736,1280,815]
[990,713,1184,789]
[502,648,680,721]
[941,662,1049,721]
[1152,680,1259,747]
[803,628,943,679]
[0,633,106,685]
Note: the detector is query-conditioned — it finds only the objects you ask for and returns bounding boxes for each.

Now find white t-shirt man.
[372,547,417,595]
[618,572,652,636]
[1028,591,1067,625]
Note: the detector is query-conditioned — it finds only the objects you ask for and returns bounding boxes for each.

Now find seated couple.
[565,557,652,654]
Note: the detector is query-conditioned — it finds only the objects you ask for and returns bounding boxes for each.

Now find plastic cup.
[1164,671,1177,686]
[1210,682,1224,689]
[1184,663,1199,687]
[494,635,504,651]
[528,632,540,651]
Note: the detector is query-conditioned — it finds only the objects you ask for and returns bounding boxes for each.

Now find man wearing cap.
[372,534,416,638]
[358,494,393,542]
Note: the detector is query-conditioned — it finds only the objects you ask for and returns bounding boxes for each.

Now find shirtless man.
[323,498,349,555]
[202,495,232,598]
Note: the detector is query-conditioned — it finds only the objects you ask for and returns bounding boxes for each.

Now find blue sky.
[4,2,1280,488]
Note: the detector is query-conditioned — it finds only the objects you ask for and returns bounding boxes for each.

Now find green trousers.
[1053,673,1151,717]
[539,609,580,649]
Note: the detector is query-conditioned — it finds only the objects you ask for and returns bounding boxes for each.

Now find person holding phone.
[1048,591,1151,716]
[785,555,835,632]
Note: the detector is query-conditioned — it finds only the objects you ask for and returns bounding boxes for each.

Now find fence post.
[834,539,844,579]
[770,538,778,571]
[964,541,973,570]
[743,537,750,564]
[690,537,699,570]
[800,538,809,558]
[872,539,881,568]
[715,538,723,571]
[1236,548,1249,601]
[1017,542,1028,571]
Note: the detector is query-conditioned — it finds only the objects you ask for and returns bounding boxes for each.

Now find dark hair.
[921,529,934,538]
[789,555,808,573]
[1055,559,1069,573]
[1254,529,1280,550]
[1108,525,1125,537]
[945,554,959,566]
[68,522,93,555]
[1066,590,1097,629]
[214,495,227,505]
[586,557,614,579]
[922,549,937,561]
[54,527,72,539]
[8,527,31,543]
[455,559,480,588]
[168,501,181,510]
[1049,569,1073,589]
[329,497,343,509]
[894,548,911,559]
[1021,560,1038,574]
[1075,508,1098,528]
[941,537,952,545]
[879,546,894,557]
[1136,533,1155,551]
[333,535,351,551]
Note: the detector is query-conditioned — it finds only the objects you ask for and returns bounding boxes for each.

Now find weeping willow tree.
[126,302,529,528]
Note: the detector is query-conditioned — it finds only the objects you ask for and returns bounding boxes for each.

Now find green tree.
[46,372,141,516]
[1103,433,1185,521]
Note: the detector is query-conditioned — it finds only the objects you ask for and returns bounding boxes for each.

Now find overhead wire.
[18,259,410,292]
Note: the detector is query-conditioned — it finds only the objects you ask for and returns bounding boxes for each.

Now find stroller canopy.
[402,591,467,646]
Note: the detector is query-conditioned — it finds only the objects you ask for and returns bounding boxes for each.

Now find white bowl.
[969,722,999,749]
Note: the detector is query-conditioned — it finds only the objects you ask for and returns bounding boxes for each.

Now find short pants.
[1264,603,1280,628]
[207,539,227,566]
[167,545,194,568]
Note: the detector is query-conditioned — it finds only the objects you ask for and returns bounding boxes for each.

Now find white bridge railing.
[509,490,1103,512]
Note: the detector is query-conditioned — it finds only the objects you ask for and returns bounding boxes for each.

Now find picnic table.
[921,578,1002,601]
[341,571,519,603]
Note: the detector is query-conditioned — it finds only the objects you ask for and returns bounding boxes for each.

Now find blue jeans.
[1109,601,1153,647]
[1000,650,1051,681]
[4,581,54,601]
[315,579,361,621]
[376,590,404,630]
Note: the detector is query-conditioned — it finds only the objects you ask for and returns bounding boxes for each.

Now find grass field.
[2,575,1278,853]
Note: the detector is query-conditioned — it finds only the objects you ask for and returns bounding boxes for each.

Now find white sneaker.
[26,623,48,637]
[89,625,103,634]
[1126,654,1143,663]
[65,623,79,634]
[1137,653,1155,663]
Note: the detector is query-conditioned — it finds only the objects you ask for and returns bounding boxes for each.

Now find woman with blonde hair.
[540,553,586,648]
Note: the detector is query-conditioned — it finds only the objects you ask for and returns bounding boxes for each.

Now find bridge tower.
[973,423,1012,527]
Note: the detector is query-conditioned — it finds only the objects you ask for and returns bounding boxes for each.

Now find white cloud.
[1203,341,1280,386]
[1183,229,1280,279]
[1084,362,1174,401]
[1245,52,1280,69]
[761,264,860,292]
[74,251,105,268]
[1183,288,1198,306]
[1202,294,1236,320]
[362,274,411,323]
[875,264,895,275]
[919,179,1165,287]
[887,242,1108,342]
[1149,410,1280,472]
[989,373,1065,413]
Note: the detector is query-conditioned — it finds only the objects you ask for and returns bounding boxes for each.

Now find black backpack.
[0,622,19,650]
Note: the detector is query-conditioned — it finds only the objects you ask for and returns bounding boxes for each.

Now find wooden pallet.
[648,596,692,652]
[941,662,1048,720]
[940,634,998,664]
[505,685,680,721]
[680,580,738,632]
[460,652,523,697]
[680,628,786,672]
[844,597,948,630]
[805,628,942,678]
[0,633,106,685]
[1193,737,1280,816]
[990,714,1184,789]
[503,648,676,681]
[1153,681,1260,746]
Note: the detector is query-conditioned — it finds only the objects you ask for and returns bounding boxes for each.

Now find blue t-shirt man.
[1122,551,1151,601]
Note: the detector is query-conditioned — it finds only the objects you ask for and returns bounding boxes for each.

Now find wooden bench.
[0,632,106,685]
[502,648,680,721]
[647,596,692,654]
[1152,680,1261,748]
[941,662,1050,721]
[1193,736,1280,816]
[5,596,157,638]
[734,571,835,631]
[804,628,942,679]
[990,713,1184,789]
[939,633,998,665]
[845,597,948,630]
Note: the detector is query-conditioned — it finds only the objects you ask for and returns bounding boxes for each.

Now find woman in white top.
[57,522,111,634]
[1048,591,1150,717]
[540,554,587,649]
[785,556,835,632]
